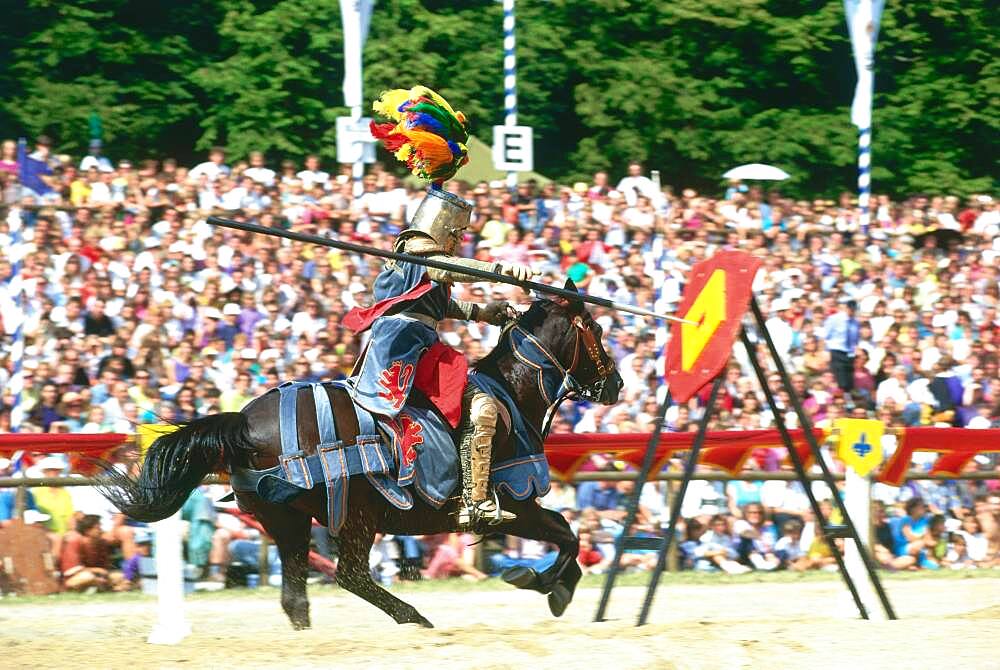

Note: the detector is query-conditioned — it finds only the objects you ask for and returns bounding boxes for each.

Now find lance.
[207,216,695,325]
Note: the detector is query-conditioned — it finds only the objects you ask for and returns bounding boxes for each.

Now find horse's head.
[508,280,623,406]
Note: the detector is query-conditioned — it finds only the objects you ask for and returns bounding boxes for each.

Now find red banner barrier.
[542,430,819,478]
[0,433,130,474]
[3,426,999,484]
[876,428,1000,485]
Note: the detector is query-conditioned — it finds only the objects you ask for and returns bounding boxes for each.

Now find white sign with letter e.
[492,125,533,172]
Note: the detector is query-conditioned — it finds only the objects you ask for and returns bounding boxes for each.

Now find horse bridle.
[506,306,615,405]
[565,315,615,403]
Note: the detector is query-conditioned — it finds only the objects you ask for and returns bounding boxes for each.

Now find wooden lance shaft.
[207,216,694,325]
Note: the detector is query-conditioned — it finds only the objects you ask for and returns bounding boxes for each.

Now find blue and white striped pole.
[845,0,884,236]
[858,127,871,233]
[502,0,517,190]
[8,209,25,432]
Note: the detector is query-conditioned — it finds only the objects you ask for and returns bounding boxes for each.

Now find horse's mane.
[472,300,551,374]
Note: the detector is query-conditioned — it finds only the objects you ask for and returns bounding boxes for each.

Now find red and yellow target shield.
[664,251,761,402]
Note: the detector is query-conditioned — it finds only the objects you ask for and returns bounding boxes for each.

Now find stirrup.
[456,490,516,531]
[476,488,517,525]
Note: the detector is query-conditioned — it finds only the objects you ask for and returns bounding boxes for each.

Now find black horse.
[101,295,622,629]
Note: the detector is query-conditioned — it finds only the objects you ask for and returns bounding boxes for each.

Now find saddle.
[228,380,458,535]
[229,377,551,536]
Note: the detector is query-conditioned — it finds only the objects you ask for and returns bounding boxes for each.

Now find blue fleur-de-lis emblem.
[852,433,872,458]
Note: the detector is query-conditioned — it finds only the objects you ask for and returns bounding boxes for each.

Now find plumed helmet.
[403,188,473,254]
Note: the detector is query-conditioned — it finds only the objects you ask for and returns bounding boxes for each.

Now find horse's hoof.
[398,611,434,628]
[547,583,572,618]
[401,617,435,628]
[502,566,539,590]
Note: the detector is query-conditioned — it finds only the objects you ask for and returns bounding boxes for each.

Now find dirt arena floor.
[2,575,999,670]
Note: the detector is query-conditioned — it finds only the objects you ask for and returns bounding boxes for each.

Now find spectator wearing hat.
[765,297,796,364]
[216,303,242,349]
[31,456,74,556]
[59,391,87,431]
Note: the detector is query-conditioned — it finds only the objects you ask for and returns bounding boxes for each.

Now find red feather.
[369,121,397,139]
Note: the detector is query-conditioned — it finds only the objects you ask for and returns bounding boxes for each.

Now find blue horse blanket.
[229,376,550,534]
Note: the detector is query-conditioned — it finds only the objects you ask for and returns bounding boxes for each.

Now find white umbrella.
[723,163,791,181]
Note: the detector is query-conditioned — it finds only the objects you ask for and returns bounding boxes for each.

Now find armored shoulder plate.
[397,230,444,256]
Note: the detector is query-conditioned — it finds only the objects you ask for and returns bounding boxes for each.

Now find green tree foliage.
[1,0,227,162]
[0,0,994,196]
[193,0,346,159]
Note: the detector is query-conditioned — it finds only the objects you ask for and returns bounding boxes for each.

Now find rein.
[496,308,614,442]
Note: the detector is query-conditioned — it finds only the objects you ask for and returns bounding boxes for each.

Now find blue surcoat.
[350,258,450,418]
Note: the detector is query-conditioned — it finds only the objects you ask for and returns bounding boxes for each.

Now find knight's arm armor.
[400,233,502,284]
[427,255,504,284]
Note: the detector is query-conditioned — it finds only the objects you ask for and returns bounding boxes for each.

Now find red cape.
[343,276,434,333]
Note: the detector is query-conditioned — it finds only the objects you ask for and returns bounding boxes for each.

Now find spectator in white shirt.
[188,147,230,182]
[616,161,659,207]
[87,171,113,204]
[220,176,254,211]
[78,139,113,173]
[244,151,276,186]
[364,174,407,228]
[764,298,795,364]
[876,366,911,408]
[198,180,223,211]
[297,154,330,191]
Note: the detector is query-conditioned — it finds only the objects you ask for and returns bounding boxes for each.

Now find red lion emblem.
[395,414,424,468]
[377,360,414,410]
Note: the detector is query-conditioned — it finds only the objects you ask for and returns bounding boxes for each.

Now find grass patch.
[3,566,996,606]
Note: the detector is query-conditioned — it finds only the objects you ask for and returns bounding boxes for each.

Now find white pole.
[341,0,375,197]
[147,511,191,645]
[844,0,884,235]
[502,0,518,190]
[843,467,885,620]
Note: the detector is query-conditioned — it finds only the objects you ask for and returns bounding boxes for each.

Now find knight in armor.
[343,86,534,529]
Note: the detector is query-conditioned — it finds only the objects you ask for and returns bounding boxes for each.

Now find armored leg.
[457,391,516,531]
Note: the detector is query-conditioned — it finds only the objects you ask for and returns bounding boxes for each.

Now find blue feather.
[407,112,446,135]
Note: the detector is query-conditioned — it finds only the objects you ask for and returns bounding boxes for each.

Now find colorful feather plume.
[370,86,470,186]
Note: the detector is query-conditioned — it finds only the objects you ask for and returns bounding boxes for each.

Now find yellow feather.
[394,145,413,162]
[410,85,461,119]
[372,89,412,120]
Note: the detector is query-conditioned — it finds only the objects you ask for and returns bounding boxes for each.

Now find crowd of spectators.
[0,136,998,591]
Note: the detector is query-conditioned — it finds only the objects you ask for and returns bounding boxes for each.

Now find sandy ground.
[2,577,999,670]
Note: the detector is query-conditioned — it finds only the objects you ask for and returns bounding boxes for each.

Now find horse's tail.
[99,412,252,522]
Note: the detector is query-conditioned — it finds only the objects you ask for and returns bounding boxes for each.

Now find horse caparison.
[100,295,623,629]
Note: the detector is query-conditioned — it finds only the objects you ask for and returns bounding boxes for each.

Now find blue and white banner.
[844,0,885,129]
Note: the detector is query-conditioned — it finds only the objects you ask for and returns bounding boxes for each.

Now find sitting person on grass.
[693,514,750,575]
[60,514,127,592]
[774,519,811,571]
[733,502,780,571]
[424,533,488,581]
